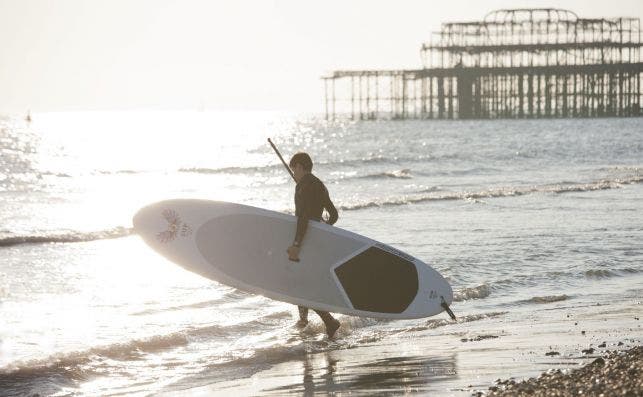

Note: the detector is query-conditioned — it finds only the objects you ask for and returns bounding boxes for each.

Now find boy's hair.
[289,152,313,172]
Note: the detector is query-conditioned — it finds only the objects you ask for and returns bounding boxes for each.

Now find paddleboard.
[133,199,453,319]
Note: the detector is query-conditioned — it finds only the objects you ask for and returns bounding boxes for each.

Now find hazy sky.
[1,0,641,113]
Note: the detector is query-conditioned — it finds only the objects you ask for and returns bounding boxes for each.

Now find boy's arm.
[323,190,338,226]
[288,183,314,261]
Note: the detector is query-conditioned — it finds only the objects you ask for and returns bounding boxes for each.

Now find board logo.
[157,209,193,243]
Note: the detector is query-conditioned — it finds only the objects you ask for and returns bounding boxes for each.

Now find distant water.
[1,111,641,396]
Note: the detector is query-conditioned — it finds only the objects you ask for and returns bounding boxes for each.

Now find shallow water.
[1,112,641,396]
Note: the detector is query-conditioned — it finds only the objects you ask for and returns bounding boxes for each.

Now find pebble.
[483,345,642,397]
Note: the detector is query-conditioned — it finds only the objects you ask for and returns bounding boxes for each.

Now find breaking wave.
[0,227,133,248]
[179,165,278,175]
[132,290,265,316]
[177,156,405,176]
[178,153,450,177]
[359,169,413,180]
[0,332,189,384]
[582,267,642,279]
[584,269,616,279]
[402,312,508,333]
[523,295,570,304]
[453,284,491,302]
[476,266,643,296]
[339,175,643,211]
[132,299,225,316]
[94,169,141,175]
[0,309,292,378]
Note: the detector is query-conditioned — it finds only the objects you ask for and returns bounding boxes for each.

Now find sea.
[1,111,641,396]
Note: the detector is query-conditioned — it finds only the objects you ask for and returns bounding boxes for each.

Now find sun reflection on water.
[30,110,301,175]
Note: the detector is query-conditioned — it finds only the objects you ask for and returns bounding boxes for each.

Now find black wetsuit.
[293,173,338,325]
[294,173,338,244]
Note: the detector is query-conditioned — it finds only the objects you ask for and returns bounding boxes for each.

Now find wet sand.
[483,345,642,397]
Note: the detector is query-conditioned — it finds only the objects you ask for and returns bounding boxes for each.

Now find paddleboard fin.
[440,296,456,320]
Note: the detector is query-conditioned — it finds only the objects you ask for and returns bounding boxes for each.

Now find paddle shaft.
[268,138,296,182]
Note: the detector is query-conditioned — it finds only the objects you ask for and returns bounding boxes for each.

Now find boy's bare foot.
[326,319,340,338]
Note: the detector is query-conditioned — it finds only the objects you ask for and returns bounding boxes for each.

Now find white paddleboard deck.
[133,199,453,319]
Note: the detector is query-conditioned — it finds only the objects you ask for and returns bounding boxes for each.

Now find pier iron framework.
[322,9,643,120]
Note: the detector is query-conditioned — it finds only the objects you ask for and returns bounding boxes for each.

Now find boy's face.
[291,163,307,183]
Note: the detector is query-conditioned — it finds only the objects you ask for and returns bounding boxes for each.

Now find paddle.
[268,138,296,182]
[268,138,301,262]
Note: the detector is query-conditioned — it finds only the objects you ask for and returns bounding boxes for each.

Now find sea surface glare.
[1,112,641,396]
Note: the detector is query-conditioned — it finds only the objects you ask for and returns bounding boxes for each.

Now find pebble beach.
[484,345,642,397]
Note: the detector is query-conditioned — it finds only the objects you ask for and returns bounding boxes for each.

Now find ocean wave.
[338,175,643,211]
[332,169,414,182]
[584,269,616,279]
[179,165,277,175]
[480,266,642,297]
[359,169,413,180]
[597,165,641,173]
[403,311,508,333]
[162,340,314,392]
[583,266,643,279]
[0,331,191,396]
[0,227,133,248]
[522,295,570,304]
[0,331,190,379]
[0,309,292,379]
[618,267,642,274]
[0,316,297,397]
[132,299,226,316]
[414,186,443,194]
[318,153,450,169]
[178,153,444,177]
[94,169,141,175]
[40,171,72,177]
[178,156,401,176]
[132,288,263,316]
[453,284,491,302]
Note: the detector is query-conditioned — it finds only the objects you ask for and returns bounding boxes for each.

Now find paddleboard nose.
[133,200,196,247]
[132,204,156,237]
[133,202,174,242]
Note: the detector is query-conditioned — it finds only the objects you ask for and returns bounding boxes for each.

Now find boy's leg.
[314,310,340,338]
[296,306,309,327]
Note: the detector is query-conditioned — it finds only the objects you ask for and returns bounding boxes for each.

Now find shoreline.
[480,345,642,397]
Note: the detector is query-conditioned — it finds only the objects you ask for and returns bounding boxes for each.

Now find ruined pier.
[323,9,642,120]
